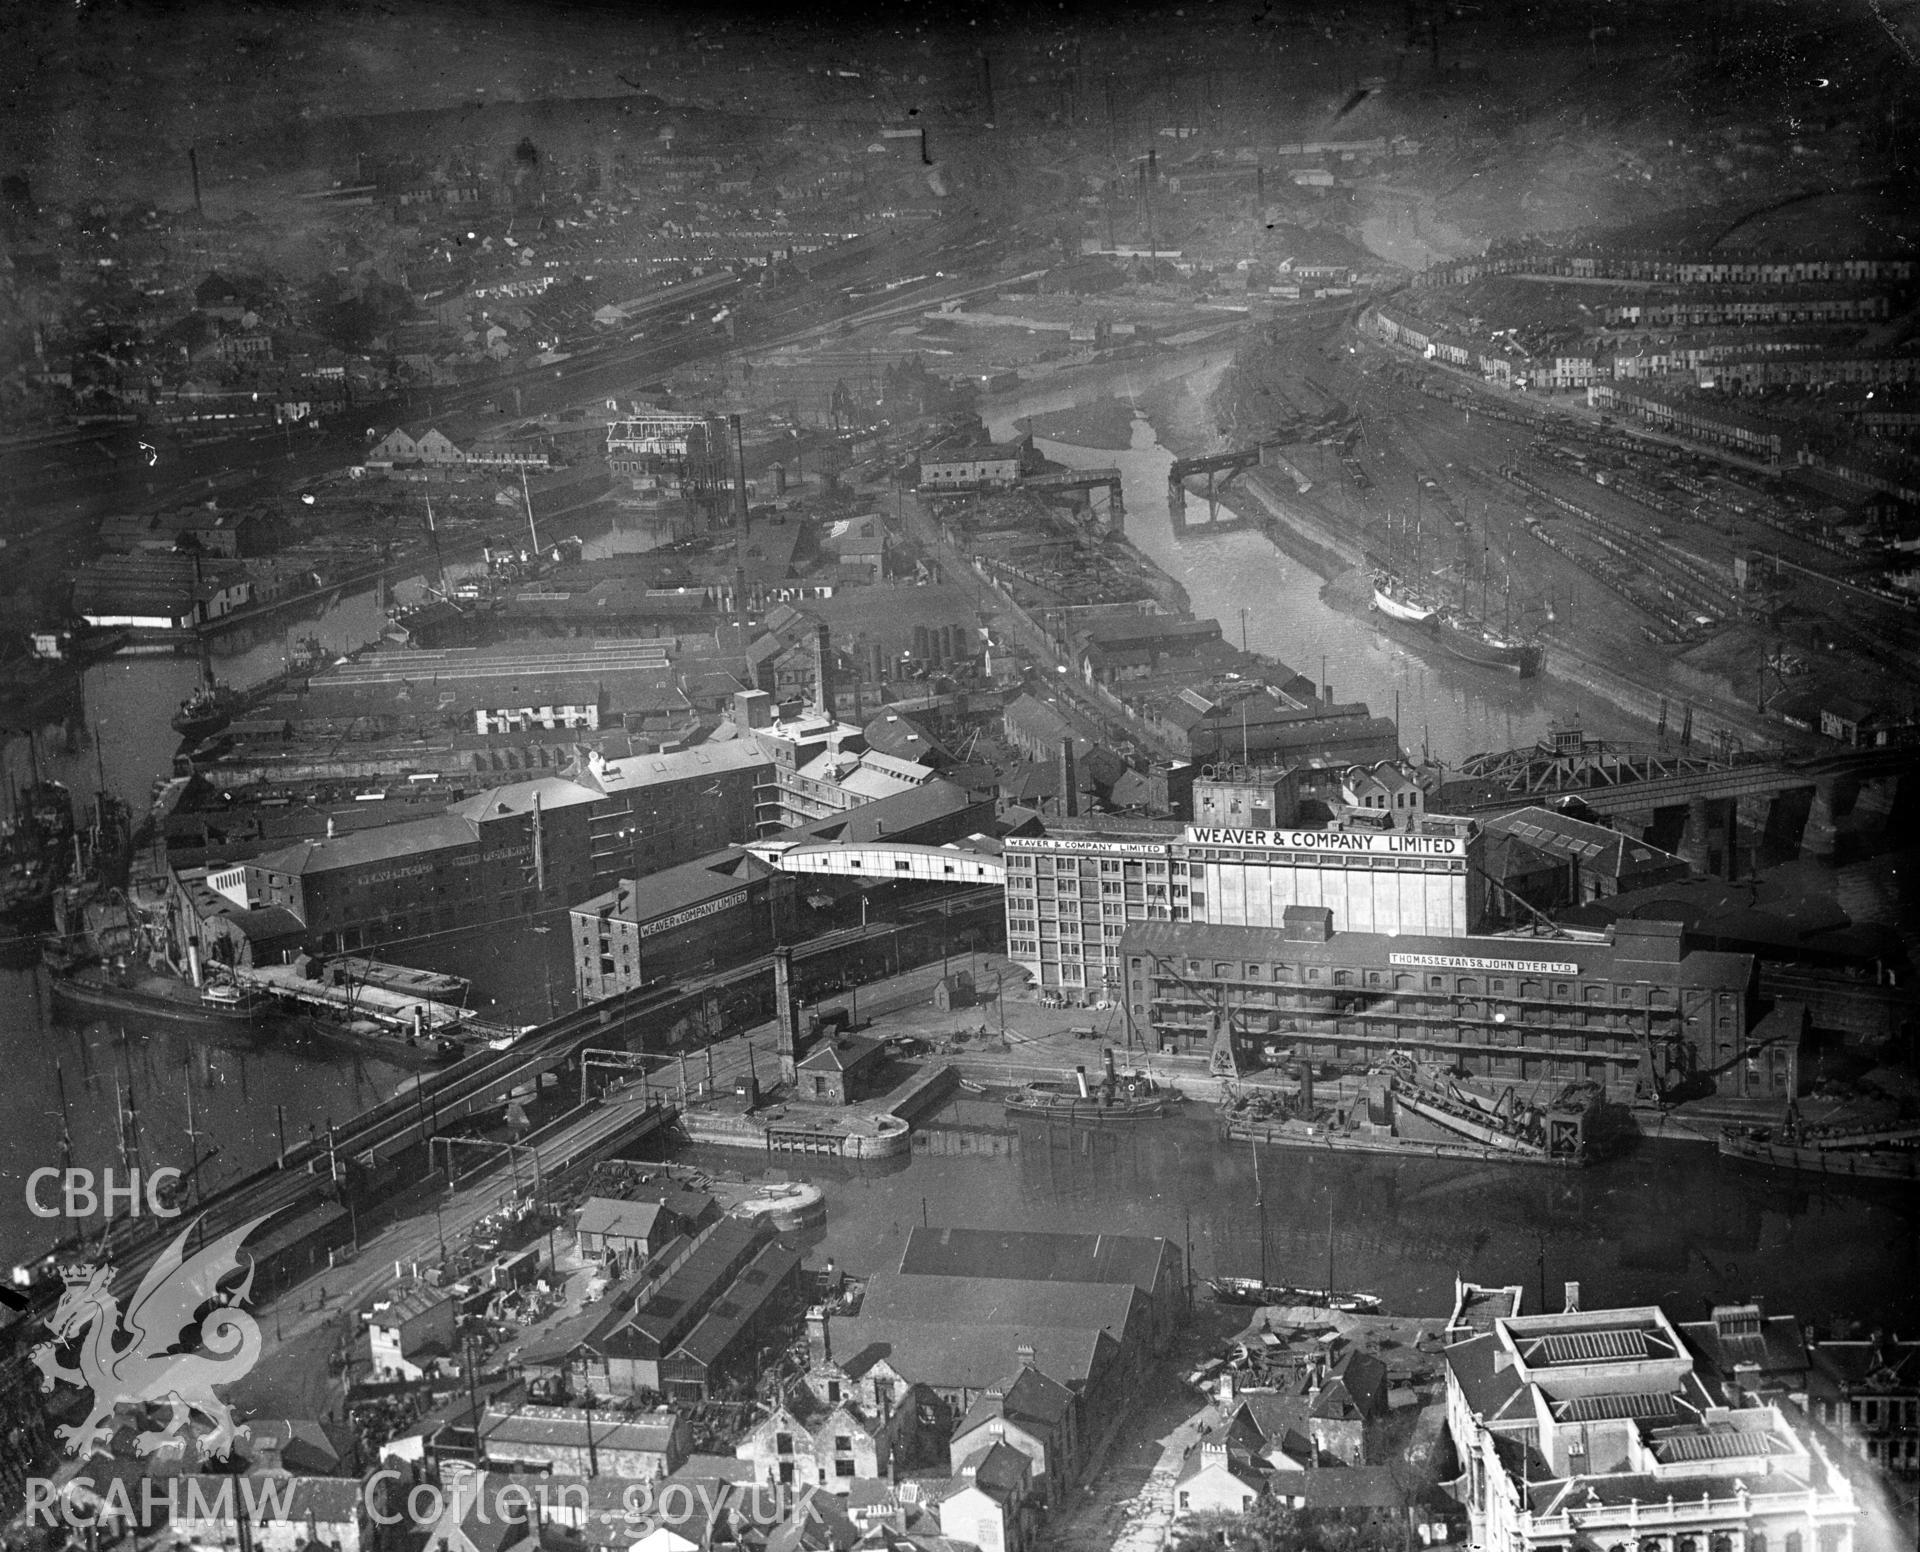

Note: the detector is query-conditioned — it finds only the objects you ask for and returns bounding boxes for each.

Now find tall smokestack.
[189,146,203,215]
[774,946,800,1083]
[730,413,749,532]
[1057,737,1078,819]
[812,622,834,719]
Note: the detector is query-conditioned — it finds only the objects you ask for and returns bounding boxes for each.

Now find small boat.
[285,634,329,676]
[294,1010,467,1068]
[1370,576,1438,627]
[51,963,269,1028]
[1208,1276,1384,1314]
[958,1078,990,1096]
[172,684,246,742]
[1717,1126,1920,1182]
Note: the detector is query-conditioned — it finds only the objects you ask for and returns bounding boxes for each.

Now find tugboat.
[172,683,246,742]
[1003,1053,1175,1121]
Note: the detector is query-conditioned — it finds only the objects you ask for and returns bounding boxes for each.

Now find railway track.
[7,982,687,1301]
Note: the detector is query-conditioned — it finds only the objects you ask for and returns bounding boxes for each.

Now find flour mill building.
[1002,817,1476,1003]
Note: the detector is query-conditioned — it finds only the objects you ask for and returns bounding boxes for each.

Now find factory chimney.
[730,413,750,532]
[189,146,203,215]
[1057,737,1078,819]
[774,945,801,1083]
[812,622,834,720]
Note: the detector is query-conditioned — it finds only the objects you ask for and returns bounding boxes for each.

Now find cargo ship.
[1718,1123,1920,1182]
[1435,558,1541,675]
[1436,609,1542,675]
[51,963,269,1029]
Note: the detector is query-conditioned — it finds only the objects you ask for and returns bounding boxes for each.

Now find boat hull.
[1208,1277,1382,1313]
[1005,1091,1167,1121]
[51,971,267,1029]
[1717,1131,1919,1181]
[1371,583,1437,627]
[294,1013,466,1069]
[1436,619,1542,676]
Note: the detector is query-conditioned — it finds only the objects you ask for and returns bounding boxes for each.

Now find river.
[681,1101,1920,1331]
[983,354,1656,768]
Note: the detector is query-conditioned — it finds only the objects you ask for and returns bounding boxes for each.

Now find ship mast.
[53,1060,73,1174]
[182,1056,205,1212]
[1252,1135,1267,1287]
[425,492,448,597]
[520,468,540,556]
[1325,1196,1336,1297]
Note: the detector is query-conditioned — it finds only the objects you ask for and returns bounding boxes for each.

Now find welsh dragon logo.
[29,1214,272,1459]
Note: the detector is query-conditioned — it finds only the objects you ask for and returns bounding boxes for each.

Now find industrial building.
[580,1217,807,1403]
[1141,690,1400,768]
[1119,910,1790,1104]
[1002,813,1480,1003]
[917,438,1038,490]
[71,552,255,632]
[570,849,789,999]
[579,737,769,892]
[216,775,601,952]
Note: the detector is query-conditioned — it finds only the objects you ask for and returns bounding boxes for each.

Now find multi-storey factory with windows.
[1002,814,1478,1002]
[1118,911,1793,1105]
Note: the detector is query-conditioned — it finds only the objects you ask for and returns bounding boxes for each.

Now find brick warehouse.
[222,776,601,951]
[1119,911,1800,1104]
